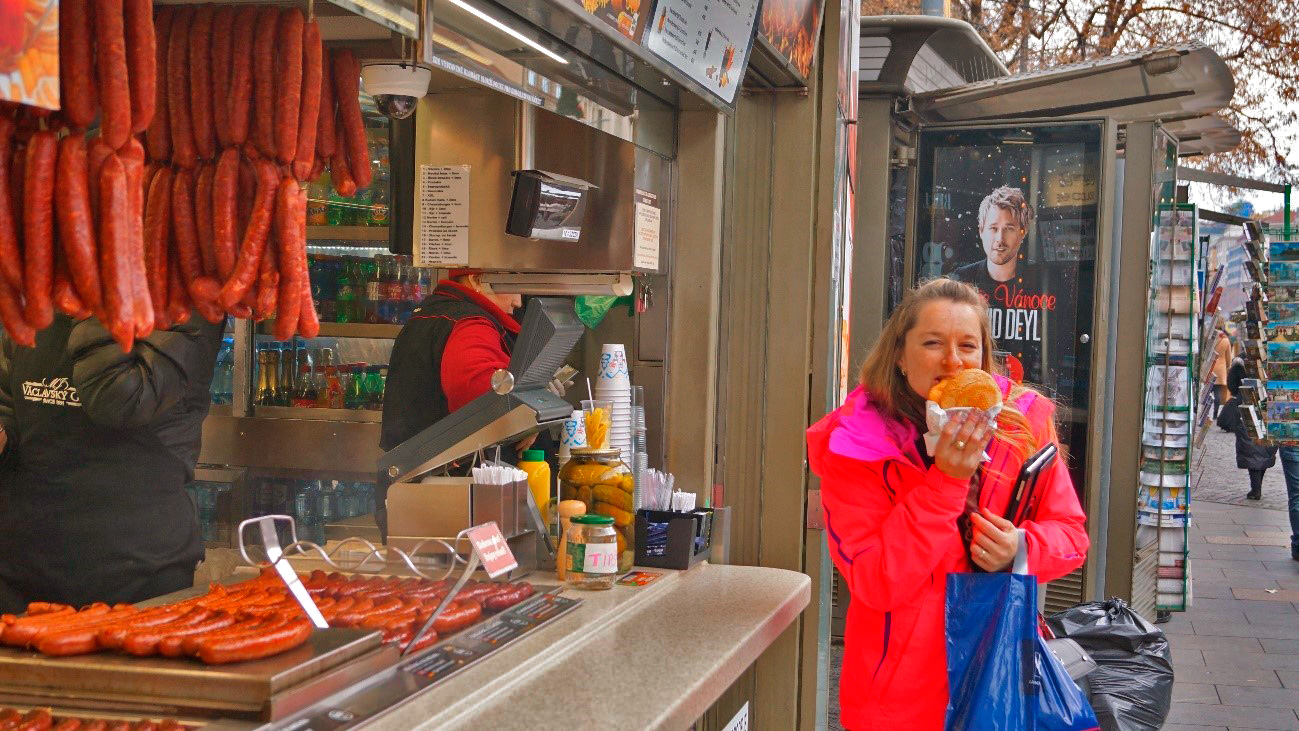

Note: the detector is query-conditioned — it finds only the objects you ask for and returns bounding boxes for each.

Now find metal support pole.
[1285,184,1291,239]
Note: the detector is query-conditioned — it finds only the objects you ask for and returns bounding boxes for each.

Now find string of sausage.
[0,4,359,348]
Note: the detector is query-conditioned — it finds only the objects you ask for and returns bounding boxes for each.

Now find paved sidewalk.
[1193,425,1289,511]
[1166,430,1299,729]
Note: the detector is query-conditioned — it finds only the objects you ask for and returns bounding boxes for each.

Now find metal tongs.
[238,516,329,629]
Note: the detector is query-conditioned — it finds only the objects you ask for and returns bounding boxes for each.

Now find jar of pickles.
[558,448,634,572]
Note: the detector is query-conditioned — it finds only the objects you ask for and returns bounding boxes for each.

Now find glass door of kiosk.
[912,123,1104,502]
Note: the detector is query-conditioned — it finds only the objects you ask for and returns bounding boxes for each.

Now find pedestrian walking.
[1213,327,1232,421]
[1218,356,1277,500]
[806,278,1088,727]
[1276,446,1299,561]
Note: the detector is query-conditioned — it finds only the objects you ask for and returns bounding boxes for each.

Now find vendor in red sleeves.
[378,269,529,540]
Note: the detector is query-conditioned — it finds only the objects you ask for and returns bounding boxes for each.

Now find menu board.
[569,0,651,42]
[759,0,825,80]
[0,0,59,110]
[643,0,761,104]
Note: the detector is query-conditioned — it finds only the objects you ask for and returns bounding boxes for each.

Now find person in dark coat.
[0,314,224,612]
[1218,356,1278,500]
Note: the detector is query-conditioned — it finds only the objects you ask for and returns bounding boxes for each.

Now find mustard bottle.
[518,449,552,526]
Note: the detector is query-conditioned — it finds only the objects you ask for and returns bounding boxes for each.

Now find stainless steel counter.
[266,562,810,730]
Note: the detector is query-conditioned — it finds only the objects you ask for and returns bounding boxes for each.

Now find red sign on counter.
[467,522,518,578]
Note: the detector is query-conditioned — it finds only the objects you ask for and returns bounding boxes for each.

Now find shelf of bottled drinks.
[186,477,378,547]
[210,336,390,415]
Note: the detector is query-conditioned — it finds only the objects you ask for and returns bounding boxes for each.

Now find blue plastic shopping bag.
[944,571,1036,729]
[944,559,1100,730]
[1032,631,1102,731]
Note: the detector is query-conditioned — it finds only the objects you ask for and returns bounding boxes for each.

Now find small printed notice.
[616,570,664,587]
[633,190,661,271]
[416,165,470,267]
[466,522,518,578]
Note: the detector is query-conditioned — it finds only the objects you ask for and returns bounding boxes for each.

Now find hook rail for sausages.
[237,515,471,582]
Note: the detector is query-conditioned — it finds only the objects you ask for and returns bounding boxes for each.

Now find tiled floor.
[1167,430,1299,730]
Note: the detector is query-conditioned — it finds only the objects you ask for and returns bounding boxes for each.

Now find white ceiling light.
[443,0,569,65]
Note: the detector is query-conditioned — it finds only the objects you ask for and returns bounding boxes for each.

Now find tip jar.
[558,447,634,572]
[564,514,619,590]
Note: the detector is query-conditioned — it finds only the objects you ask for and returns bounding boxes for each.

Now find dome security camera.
[360,62,432,120]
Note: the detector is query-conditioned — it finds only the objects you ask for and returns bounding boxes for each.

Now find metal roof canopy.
[859,16,1009,96]
[911,43,1234,125]
[1161,115,1242,157]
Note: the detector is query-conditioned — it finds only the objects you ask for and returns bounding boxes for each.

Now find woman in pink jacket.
[807,278,1088,729]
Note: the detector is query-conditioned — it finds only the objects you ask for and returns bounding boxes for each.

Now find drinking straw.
[587,377,594,402]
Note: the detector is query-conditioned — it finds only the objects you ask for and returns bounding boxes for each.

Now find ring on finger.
[955,440,966,449]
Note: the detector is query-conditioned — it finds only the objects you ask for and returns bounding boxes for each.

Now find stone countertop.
[363,562,811,730]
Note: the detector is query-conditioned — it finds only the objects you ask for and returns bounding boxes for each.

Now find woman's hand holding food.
[933,409,992,481]
[970,508,1020,572]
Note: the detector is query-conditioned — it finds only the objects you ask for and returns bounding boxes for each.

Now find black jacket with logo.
[0,314,224,610]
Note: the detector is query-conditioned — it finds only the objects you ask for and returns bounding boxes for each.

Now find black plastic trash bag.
[1045,598,1174,731]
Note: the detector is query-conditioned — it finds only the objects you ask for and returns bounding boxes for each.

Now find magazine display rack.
[1141,204,1197,611]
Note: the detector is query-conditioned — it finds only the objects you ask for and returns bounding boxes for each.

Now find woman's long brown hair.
[859,278,1054,462]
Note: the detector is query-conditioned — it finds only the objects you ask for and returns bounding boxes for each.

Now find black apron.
[0,319,202,611]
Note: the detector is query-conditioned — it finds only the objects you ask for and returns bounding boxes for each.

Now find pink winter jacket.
[807,376,1088,729]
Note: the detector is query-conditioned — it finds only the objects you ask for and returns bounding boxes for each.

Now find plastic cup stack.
[558,409,588,469]
[594,344,634,462]
[632,386,649,509]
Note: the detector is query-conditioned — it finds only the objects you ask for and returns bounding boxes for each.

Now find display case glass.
[191,90,398,560]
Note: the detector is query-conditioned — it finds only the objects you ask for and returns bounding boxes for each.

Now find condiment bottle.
[556,499,586,581]
[517,449,551,526]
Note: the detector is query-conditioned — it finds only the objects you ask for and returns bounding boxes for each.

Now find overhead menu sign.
[0,0,59,110]
[568,0,651,42]
[643,0,762,105]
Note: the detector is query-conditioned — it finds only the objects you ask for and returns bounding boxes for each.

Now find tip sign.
[467,522,518,578]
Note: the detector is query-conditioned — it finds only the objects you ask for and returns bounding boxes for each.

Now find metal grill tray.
[0,628,393,721]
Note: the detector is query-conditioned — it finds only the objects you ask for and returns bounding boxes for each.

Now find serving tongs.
[237,515,482,653]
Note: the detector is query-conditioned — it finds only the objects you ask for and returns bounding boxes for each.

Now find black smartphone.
[1004,443,1058,525]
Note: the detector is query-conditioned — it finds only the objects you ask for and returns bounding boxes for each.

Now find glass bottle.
[256,349,276,407]
[293,364,318,407]
[384,258,404,324]
[351,186,374,227]
[267,347,282,407]
[362,257,380,324]
[277,343,295,406]
[335,258,355,323]
[401,259,419,323]
[369,177,389,227]
[306,179,328,226]
[346,363,367,409]
[326,184,349,227]
[365,365,385,410]
[324,364,344,409]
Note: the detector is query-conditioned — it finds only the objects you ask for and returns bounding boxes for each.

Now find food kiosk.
[0,0,837,724]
